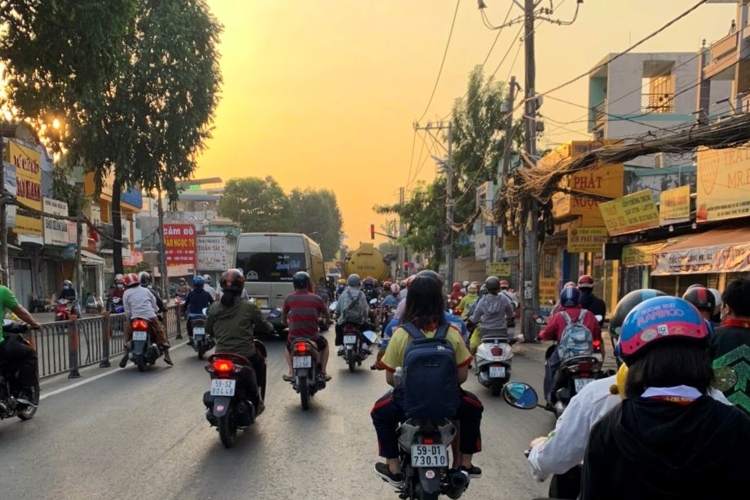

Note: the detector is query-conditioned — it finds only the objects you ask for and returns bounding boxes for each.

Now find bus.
[234,232,325,325]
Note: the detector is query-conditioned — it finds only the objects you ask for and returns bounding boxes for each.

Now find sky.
[197,0,737,246]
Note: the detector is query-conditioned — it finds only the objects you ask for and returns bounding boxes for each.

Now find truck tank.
[343,243,390,282]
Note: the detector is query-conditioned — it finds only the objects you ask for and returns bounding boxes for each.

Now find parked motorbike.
[473,333,517,396]
[338,323,373,372]
[203,341,267,448]
[0,320,39,421]
[288,338,326,410]
[126,318,164,372]
[190,309,215,360]
[55,299,73,321]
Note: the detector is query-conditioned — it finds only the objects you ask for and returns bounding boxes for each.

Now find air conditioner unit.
[654,152,668,168]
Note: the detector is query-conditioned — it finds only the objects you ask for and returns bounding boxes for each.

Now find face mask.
[63,285,70,290]
[117,284,124,290]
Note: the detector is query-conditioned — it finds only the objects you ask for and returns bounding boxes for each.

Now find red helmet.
[499,280,509,289]
[452,282,461,292]
[578,275,594,289]
[122,273,140,288]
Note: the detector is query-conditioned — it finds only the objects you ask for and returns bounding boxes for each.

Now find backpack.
[342,289,366,323]
[557,310,594,360]
[400,322,461,419]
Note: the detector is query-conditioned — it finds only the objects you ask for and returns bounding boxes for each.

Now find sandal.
[164,357,174,366]
[282,374,294,382]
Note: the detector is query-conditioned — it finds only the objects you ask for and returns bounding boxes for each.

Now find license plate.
[132,332,147,341]
[293,356,312,368]
[210,379,236,396]
[593,353,602,362]
[489,366,506,378]
[193,327,205,336]
[574,378,593,393]
[411,444,449,467]
[344,335,357,345]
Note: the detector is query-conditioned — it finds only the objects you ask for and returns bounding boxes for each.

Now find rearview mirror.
[533,315,545,325]
[502,382,539,410]
[595,315,603,322]
[202,307,208,316]
[713,366,737,393]
[369,298,378,306]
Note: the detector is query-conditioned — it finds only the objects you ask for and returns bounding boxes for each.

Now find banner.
[4,163,16,228]
[42,198,71,246]
[696,146,750,223]
[163,223,196,267]
[567,227,608,253]
[659,185,690,226]
[622,242,669,268]
[196,235,228,271]
[539,278,559,306]
[599,189,660,236]
[123,250,143,267]
[6,140,42,236]
[488,262,511,277]
[652,242,750,276]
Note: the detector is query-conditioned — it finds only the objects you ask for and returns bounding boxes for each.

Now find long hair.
[221,289,239,307]
[401,276,446,330]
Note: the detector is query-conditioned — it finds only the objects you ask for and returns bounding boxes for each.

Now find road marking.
[40,342,188,400]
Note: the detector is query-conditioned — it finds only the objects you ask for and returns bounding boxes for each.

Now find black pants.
[335,322,376,346]
[0,335,38,390]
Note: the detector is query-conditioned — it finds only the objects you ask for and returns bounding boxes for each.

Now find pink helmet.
[390,283,401,294]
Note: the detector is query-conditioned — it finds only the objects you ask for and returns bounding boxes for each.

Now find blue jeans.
[544,348,561,404]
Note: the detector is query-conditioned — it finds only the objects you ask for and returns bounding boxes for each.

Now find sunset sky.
[197,0,736,245]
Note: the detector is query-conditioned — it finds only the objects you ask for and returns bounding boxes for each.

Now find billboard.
[43,197,71,246]
[196,235,228,271]
[163,223,196,267]
[6,140,42,236]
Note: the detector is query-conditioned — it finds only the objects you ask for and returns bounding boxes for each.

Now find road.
[0,334,555,500]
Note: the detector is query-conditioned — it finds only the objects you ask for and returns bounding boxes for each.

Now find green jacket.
[205,300,272,360]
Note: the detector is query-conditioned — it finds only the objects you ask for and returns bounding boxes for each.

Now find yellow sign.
[567,227,608,253]
[503,234,519,252]
[539,278,559,306]
[695,147,750,223]
[659,185,690,226]
[489,262,511,276]
[6,140,42,237]
[84,172,142,210]
[599,189,660,236]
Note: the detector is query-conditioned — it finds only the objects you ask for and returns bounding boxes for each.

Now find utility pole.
[398,186,406,278]
[157,189,169,295]
[0,138,7,286]
[521,0,540,341]
[502,76,518,180]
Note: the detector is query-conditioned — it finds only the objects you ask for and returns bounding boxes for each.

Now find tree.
[219,177,292,233]
[288,188,343,260]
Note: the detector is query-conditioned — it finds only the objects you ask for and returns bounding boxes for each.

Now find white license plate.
[210,379,236,396]
[574,378,593,393]
[293,356,312,368]
[193,327,205,336]
[344,335,357,345]
[411,444,449,467]
[489,366,506,378]
[593,353,602,362]
[132,331,148,341]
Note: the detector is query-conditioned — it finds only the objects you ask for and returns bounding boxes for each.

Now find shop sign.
[163,223,196,267]
[539,278,559,306]
[696,147,750,223]
[600,189,660,236]
[42,197,71,246]
[196,235,228,271]
[567,227,608,253]
[6,140,42,236]
[123,250,143,267]
[659,185,691,226]
[3,163,16,228]
[488,262,511,277]
[622,242,667,268]
[652,243,750,275]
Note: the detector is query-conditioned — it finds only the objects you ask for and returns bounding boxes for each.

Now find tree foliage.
[288,188,343,260]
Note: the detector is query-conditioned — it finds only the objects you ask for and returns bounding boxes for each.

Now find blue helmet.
[560,287,580,308]
[193,276,204,287]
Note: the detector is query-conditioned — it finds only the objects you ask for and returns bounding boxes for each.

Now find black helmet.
[416,269,442,285]
[292,271,311,290]
[609,289,666,341]
[485,276,501,293]
[220,268,245,292]
[682,286,716,312]
[138,271,151,286]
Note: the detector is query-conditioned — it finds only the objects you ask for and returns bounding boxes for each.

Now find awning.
[622,241,669,268]
[652,228,750,276]
[81,250,105,266]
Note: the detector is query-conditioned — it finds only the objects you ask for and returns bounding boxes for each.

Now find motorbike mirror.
[202,307,208,315]
[2,319,11,328]
[595,315,603,322]
[712,366,738,393]
[501,382,539,410]
[532,315,545,325]
[362,330,381,345]
[369,298,378,305]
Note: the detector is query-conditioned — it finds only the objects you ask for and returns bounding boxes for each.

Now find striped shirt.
[282,291,327,340]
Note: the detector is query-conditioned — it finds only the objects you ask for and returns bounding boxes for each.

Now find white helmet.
[203,274,212,284]
[709,288,722,316]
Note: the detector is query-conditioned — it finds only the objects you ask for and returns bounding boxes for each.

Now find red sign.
[164,223,196,267]
[123,250,144,267]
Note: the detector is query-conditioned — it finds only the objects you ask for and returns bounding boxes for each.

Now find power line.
[405,130,417,188]
[416,0,462,124]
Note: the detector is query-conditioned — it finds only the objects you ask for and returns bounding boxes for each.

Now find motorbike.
[203,341,267,448]
[0,320,39,421]
[338,323,374,372]
[190,309,215,360]
[125,318,164,372]
[288,337,326,410]
[533,315,605,418]
[473,331,517,396]
[55,298,74,321]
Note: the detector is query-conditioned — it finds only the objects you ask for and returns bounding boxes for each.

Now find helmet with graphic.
[615,296,710,365]
[292,271,311,290]
[221,268,245,292]
[578,275,594,289]
[682,286,716,313]
[138,271,151,286]
[609,289,666,342]
[709,288,722,316]
[122,273,140,288]
[193,275,204,288]
[559,287,580,308]
[499,280,509,289]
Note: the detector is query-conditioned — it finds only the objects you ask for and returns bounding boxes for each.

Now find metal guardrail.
[29,305,185,379]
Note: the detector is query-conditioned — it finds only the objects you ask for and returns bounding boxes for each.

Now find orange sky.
[197,0,735,246]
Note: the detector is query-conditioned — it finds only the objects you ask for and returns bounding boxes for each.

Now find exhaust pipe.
[444,469,470,499]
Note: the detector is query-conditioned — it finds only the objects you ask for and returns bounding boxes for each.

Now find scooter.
[473,331,518,396]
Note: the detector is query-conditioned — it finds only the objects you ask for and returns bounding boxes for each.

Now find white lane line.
[40,342,188,400]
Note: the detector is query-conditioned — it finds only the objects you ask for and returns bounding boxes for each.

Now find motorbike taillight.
[577,361,594,373]
[490,346,504,357]
[592,339,602,351]
[132,319,149,330]
[213,359,234,374]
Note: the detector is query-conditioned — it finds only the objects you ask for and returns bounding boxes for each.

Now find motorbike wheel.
[17,380,40,421]
[299,376,311,411]
[490,379,504,397]
[198,342,205,361]
[136,354,146,372]
[348,352,356,373]
[218,408,237,448]
[418,492,439,500]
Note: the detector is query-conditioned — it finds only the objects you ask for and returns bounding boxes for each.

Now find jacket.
[528,376,730,482]
[539,306,602,342]
[581,393,750,499]
[710,320,750,415]
[183,288,214,315]
[206,300,272,360]
[471,293,514,331]
[579,291,606,325]
[336,287,369,325]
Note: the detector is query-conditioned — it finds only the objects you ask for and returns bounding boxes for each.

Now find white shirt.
[123,285,159,320]
[527,375,731,482]
[204,284,218,300]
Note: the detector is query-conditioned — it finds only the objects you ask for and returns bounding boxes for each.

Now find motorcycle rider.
[380,283,401,310]
[0,283,42,405]
[334,274,376,355]
[281,271,332,381]
[182,276,214,347]
[372,272,483,486]
[139,272,166,314]
[202,274,218,300]
[683,285,719,327]
[457,283,478,320]
[469,276,514,340]
[58,279,81,317]
[176,277,190,298]
[206,269,274,408]
[539,287,602,407]
[580,296,750,500]
[578,275,606,327]
[379,281,393,301]
[119,273,172,367]
[336,278,346,299]
[449,282,465,310]
[550,281,578,316]
[362,277,378,302]
[107,277,126,312]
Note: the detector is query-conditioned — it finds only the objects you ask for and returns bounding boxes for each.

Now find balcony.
[641,93,674,114]
[704,31,739,80]
[593,100,607,133]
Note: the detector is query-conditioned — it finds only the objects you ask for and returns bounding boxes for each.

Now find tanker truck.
[343,243,392,282]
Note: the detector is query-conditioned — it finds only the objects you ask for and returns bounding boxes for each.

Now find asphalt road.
[0,333,555,500]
